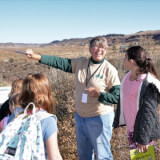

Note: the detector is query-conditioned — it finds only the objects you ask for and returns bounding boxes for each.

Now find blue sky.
[0,0,160,43]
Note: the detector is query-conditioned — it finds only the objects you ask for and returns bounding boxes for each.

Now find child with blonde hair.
[0,78,23,131]
[7,93,24,124]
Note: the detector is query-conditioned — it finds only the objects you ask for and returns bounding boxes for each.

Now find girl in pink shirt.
[113,46,160,153]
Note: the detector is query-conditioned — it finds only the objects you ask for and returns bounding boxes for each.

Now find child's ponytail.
[143,57,158,78]
[126,46,158,78]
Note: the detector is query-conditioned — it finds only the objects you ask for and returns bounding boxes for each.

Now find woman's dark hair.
[126,46,158,78]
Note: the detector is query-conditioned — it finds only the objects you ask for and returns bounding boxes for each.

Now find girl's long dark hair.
[126,46,158,78]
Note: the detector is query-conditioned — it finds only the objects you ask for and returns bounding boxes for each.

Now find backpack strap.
[35,110,57,122]
[24,102,57,122]
[24,102,36,115]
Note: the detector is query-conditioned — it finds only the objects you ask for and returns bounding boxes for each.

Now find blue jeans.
[75,110,114,160]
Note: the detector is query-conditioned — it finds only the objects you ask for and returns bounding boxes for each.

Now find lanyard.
[85,58,103,87]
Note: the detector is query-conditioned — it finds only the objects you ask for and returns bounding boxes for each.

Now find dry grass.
[0,43,160,159]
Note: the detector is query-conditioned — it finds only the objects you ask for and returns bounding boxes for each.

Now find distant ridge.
[0,30,160,47]
[0,42,43,47]
[49,30,160,46]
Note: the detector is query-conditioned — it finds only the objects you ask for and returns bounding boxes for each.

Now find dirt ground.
[0,59,160,160]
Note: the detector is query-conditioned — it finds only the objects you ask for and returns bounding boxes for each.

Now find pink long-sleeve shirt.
[122,72,146,132]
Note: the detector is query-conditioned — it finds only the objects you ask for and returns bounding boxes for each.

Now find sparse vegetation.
[0,31,160,159]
